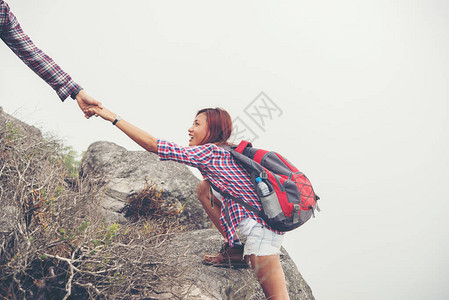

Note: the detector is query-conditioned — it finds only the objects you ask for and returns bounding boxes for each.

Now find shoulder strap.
[235,140,252,153]
[208,181,261,217]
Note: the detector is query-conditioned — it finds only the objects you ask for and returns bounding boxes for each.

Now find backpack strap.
[235,140,252,153]
[225,192,262,217]
[208,181,262,221]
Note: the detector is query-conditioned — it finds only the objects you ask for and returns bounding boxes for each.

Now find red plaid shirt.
[157,139,284,246]
[0,1,81,101]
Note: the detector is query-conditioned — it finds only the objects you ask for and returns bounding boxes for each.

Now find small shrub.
[122,179,180,222]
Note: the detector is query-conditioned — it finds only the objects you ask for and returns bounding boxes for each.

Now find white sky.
[1,1,448,299]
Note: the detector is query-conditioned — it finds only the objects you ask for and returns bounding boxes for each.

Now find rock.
[146,228,315,300]
[79,141,209,229]
[0,107,42,140]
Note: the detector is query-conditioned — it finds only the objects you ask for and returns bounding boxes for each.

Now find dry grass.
[0,119,184,299]
[123,179,181,223]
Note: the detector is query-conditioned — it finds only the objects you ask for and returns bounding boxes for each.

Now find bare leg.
[198,181,249,267]
[249,254,290,300]
[197,180,226,238]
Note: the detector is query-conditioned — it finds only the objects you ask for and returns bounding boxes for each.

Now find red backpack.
[218,140,320,232]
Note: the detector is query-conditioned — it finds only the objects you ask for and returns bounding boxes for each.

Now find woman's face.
[188,113,209,146]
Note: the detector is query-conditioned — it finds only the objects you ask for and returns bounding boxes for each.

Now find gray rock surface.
[147,229,315,300]
[0,106,42,139]
[79,141,209,229]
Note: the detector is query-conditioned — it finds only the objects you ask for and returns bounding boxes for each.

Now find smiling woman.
[87,105,291,299]
[189,108,232,146]
[188,112,209,146]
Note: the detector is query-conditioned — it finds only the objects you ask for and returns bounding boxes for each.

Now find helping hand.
[75,90,103,118]
[86,106,117,123]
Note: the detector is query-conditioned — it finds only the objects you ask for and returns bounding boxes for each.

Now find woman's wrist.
[102,109,117,123]
[112,115,121,125]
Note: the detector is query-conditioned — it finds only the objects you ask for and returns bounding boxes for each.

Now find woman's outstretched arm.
[87,106,158,153]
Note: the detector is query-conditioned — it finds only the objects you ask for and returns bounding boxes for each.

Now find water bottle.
[256,177,270,196]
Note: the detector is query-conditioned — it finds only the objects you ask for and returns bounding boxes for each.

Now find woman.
[87,106,290,300]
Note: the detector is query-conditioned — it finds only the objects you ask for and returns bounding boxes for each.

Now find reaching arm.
[0,2,79,101]
[87,106,158,153]
[0,2,102,117]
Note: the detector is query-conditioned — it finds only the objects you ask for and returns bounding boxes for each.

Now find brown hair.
[196,107,233,145]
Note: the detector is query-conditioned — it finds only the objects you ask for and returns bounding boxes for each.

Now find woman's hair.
[196,107,233,145]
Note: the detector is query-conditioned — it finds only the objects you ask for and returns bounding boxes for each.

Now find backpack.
[215,140,320,232]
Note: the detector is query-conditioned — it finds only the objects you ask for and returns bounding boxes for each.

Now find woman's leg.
[198,180,248,267]
[196,180,226,238]
[249,254,290,300]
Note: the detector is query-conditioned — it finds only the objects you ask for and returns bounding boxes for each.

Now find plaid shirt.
[0,1,81,101]
[157,139,284,246]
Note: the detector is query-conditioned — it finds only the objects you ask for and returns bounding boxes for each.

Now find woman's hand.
[86,106,117,123]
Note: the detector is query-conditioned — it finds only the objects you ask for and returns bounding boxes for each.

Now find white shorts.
[242,222,284,257]
[211,187,284,257]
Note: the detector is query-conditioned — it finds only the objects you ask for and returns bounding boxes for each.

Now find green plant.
[62,146,81,178]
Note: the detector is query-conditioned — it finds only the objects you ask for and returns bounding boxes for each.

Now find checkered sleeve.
[157,139,218,168]
[0,2,80,101]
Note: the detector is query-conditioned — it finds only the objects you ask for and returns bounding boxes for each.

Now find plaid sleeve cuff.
[69,85,83,100]
[57,80,81,101]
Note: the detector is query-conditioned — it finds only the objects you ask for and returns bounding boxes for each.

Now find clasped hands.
[75,90,117,123]
[85,105,117,123]
[75,89,104,118]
